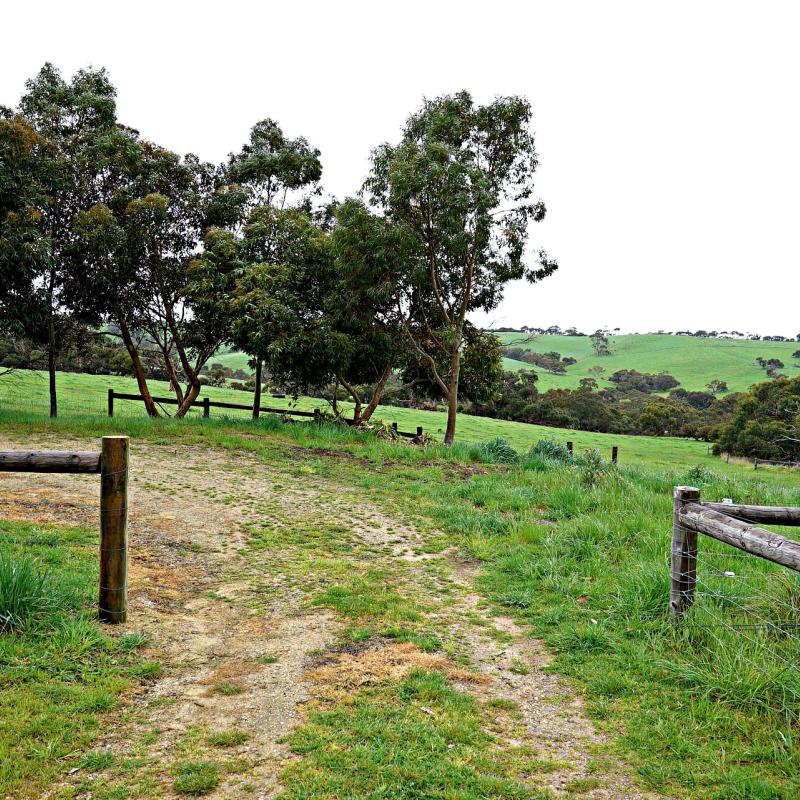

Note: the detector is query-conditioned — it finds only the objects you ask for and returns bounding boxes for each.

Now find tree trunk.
[360,363,394,423]
[443,344,462,445]
[338,375,362,423]
[161,349,184,407]
[177,382,201,418]
[162,304,200,419]
[47,312,57,419]
[118,319,160,418]
[252,357,263,419]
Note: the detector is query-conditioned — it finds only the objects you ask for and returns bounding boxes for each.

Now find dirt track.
[0,432,662,799]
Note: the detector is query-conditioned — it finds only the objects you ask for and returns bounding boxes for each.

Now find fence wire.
[669,517,800,718]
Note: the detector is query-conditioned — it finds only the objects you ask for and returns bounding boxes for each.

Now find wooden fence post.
[670,485,701,621]
[567,441,573,454]
[107,389,114,418]
[391,422,398,434]
[611,446,618,464]
[416,426,423,437]
[203,397,210,418]
[314,408,322,427]
[99,436,129,624]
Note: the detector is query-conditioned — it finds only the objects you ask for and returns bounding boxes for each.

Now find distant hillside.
[495,332,799,394]
[210,334,799,396]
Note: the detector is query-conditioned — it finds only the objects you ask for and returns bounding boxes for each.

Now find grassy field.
[3,368,799,489]
[0,517,153,797]
[0,408,798,798]
[495,332,800,394]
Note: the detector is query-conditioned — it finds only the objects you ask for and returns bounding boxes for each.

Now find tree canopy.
[2,67,557,443]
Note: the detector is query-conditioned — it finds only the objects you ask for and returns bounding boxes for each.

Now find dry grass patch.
[306,641,488,692]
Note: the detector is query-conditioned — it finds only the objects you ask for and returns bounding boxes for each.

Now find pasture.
[4,368,800,488]
[1,371,799,799]
[495,333,800,394]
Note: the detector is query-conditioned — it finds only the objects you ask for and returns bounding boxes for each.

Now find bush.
[579,448,608,487]
[712,376,800,460]
[477,437,520,464]
[528,438,573,463]
[0,551,58,630]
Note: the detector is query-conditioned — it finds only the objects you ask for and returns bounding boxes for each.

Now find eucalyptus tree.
[0,114,50,342]
[363,91,557,443]
[202,118,324,412]
[128,149,219,418]
[12,63,119,415]
[227,118,322,211]
[232,206,349,400]
[329,198,414,422]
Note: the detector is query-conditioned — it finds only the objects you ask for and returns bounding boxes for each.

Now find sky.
[2,0,798,337]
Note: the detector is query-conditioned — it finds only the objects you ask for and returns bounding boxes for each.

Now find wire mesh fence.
[669,489,800,719]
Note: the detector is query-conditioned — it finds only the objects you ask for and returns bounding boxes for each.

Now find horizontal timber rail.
[700,501,800,526]
[670,485,800,620]
[754,457,800,470]
[106,389,423,438]
[0,437,129,625]
[0,451,101,473]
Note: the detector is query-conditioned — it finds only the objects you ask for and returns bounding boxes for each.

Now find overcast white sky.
[3,1,798,336]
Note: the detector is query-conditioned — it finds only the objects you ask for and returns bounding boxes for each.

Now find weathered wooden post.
[567,441,573,454]
[611,446,618,464]
[670,485,700,621]
[203,397,210,418]
[391,422,398,435]
[99,436,129,624]
[754,458,758,470]
[314,408,322,427]
[416,426,423,437]
[107,389,114,418]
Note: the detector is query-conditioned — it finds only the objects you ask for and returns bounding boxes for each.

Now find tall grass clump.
[476,437,520,465]
[0,551,58,630]
[523,438,573,470]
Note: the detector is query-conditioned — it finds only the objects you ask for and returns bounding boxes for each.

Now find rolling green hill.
[496,332,799,394]
[209,334,799,396]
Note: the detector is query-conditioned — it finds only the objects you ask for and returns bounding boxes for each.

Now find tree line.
[0,64,557,443]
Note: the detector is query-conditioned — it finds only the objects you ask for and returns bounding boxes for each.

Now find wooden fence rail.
[106,389,423,439]
[670,485,800,619]
[754,457,800,470]
[0,436,129,624]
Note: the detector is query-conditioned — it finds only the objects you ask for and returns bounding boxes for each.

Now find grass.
[281,668,544,799]
[2,384,800,797]
[0,550,58,629]
[172,760,220,795]
[5,367,800,486]
[410,456,800,797]
[496,332,800,394]
[0,518,150,798]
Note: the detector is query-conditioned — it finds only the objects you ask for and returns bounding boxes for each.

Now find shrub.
[477,437,520,464]
[579,448,607,487]
[528,438,572,463]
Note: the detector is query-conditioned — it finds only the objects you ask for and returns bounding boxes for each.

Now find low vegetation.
[0,518,150,797]
[1,403,798,797]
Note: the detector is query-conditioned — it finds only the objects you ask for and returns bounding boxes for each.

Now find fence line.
[668,487,800,714]
[0,436,129,624]
[106,389,424,439]
[754,457,800,470]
